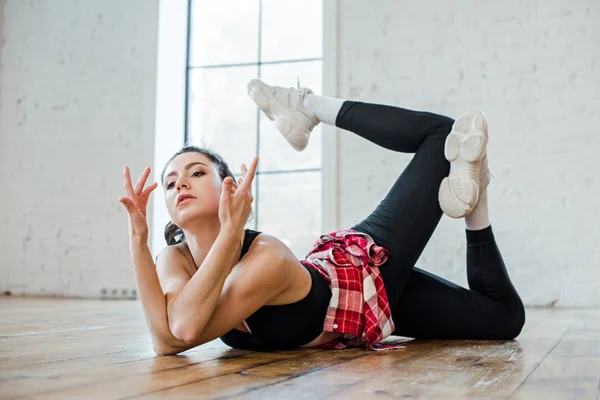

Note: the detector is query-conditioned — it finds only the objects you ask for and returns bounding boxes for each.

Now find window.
[185,0,323,258]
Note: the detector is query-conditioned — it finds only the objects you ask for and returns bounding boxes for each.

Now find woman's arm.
[129,236,188,353]
[118,165,189,354]
[154,233,291,355]
[163,158,259,344]
[164,228,242,344]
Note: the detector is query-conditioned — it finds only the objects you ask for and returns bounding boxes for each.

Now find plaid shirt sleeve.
[301,230,404,351]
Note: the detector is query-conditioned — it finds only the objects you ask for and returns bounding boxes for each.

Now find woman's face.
[162,152,223,228]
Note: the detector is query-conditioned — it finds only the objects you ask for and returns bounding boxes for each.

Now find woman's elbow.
[169,320,199,345]
[153,341,182,356]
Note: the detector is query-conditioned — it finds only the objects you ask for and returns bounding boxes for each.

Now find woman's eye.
[166,182,175,189]
[192,171,204,177]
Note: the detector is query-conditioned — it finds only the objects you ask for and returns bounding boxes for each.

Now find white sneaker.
[438,111,489,218]
[479,154,491,193]
[247,79,319,152]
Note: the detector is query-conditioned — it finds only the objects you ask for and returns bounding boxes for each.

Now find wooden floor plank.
[224,340,450,400]
[511,327,600,400]
[1,297,599,400]
[21,349,325,400]
[224,320,549,400]
[325,341,516,399]
[419,317,575,398]
[127,347,371,400]
[3,343,252,398]
[308,308,574,399]
[1,333,151,370]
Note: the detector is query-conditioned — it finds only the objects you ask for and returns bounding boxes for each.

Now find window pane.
[190,0,259,66]
[188,66,258,174]
[258,61,323,172]
[257,171,321,259]
[261,0,323,62]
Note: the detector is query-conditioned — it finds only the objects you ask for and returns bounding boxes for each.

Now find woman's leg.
[333,102,523,338]
[336,101,456,308]
[334,101,455,152]
[391,226,525,339]
[247,79,487,308]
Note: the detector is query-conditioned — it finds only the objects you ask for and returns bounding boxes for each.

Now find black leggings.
[337,101,525,340]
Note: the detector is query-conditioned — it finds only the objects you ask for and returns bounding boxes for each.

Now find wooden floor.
[0,297,599,400]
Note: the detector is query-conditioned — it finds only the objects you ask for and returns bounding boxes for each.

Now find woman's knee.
[500,301,526,339]
[431,117,455,140]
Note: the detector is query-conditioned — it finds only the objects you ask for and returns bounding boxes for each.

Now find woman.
[119,79,525,355]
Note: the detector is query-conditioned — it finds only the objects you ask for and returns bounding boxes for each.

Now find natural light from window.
[185,0,323,258]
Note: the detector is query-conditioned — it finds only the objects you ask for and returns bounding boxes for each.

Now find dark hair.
[161,145,246,246]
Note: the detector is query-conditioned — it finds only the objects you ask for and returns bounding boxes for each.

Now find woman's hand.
[118,166,158,242]
[218,157,258,235]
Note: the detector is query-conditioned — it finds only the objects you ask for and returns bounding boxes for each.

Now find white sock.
[465,187,490,231]
[303,94,345,126]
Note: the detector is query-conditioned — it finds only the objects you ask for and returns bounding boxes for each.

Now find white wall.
[0,0,159,298]
[335,0,600,307]
[1,0,597,307]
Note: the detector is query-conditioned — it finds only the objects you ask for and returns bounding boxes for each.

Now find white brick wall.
[336,0,600,307]
[1,0,598,307]
[0,0,159,298]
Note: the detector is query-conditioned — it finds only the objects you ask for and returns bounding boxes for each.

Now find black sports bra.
[219,229,332,350]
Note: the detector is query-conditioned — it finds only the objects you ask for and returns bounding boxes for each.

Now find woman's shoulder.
[243,231,291,259]
[156,242,195,274]
[240,232,302,286]
[156,231,294,268]
[157,241,191,259]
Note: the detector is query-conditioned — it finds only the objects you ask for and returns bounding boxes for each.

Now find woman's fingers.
[134,167,152,196]
[227,179,237,196]
[239,165,247,187]
[220,176,234,202]
[124,165,155,202]
[118,197,136,214]
[124,166,136,198]
[140,182,158,205]
[238,163,247,187]
[141,181,158,198]
[238,158,258,194]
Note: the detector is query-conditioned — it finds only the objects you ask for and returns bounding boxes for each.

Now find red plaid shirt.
[301,230,405,351]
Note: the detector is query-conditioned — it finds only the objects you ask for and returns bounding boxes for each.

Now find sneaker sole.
[438,111,488,218]
[247,79,311,151]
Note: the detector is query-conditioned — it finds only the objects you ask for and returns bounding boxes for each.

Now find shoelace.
[272,76,303,95]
